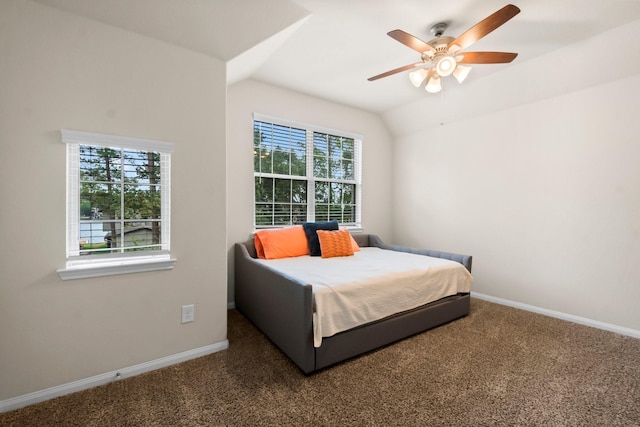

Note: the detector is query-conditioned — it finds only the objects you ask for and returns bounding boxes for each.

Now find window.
[58,130,175,280]
[253,114,362,228]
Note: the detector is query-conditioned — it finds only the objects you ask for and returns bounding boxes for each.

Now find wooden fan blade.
[448,4,520,51]
[368,62,424,81]
[425,68,436,82]
[388,29,435,54]
[456,51,518,64]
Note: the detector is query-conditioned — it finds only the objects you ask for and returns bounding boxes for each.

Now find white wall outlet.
[181,304,195,323]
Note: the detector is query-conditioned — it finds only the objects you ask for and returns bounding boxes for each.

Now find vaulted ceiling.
[35,0,640,128]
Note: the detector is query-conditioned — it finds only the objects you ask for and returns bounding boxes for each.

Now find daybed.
[234,233,472,374]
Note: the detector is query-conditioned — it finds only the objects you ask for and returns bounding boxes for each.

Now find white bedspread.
[256,247,473,347]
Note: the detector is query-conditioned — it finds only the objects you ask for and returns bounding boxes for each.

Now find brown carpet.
[2,298,640,426]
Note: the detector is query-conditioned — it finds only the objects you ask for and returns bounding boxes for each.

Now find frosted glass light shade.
[453,65,471,83]
[435,56,456,77]
[409,69,428,87]
[425,75,441,93]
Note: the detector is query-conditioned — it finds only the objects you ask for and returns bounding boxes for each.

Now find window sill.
[57,256,177,280]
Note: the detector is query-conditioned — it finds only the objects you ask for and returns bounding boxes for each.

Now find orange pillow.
[254,226,310,259]
[317,229,355,258]
[339,227,361,252]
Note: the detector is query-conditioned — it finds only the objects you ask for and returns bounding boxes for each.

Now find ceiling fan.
[368,4,520,93]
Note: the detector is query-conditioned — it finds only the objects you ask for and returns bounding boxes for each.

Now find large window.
[58,130,175,280]
[253,114,362,228]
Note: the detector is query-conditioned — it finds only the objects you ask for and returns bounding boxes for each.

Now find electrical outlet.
[181,304,195,323]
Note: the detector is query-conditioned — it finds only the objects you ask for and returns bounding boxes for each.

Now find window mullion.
[306,129,315,222]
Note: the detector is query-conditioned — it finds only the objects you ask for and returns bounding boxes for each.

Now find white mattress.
[256,247,473,347]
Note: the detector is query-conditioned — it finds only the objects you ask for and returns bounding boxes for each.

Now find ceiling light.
[435,56,456,77]
[368,5,521,97]
[425,75,441,93]
[453,65,471,83]
[408,69,428,87]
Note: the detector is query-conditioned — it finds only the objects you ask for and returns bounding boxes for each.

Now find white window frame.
[57,129,176,280]
[253,113,363,229]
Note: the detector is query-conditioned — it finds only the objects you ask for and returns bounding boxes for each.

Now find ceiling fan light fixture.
[435,56,456,77]
[409,68,428,87]
[453,65,471,83]
[368,4,521,95]
[425,75,441,93]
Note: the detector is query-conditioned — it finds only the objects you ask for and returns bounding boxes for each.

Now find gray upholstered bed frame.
[234,234,472,374]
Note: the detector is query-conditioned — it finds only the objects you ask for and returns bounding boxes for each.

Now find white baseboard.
[0,340,229,414]
[472,292,640,340]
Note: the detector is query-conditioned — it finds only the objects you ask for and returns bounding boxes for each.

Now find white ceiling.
[34,0,640,115]
[254,0,640,113]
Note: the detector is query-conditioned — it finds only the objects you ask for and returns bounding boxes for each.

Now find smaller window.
[58,130,176,280]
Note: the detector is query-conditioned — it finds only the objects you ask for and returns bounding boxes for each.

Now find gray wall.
[391,20,640,332]
[0,0,228,400]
